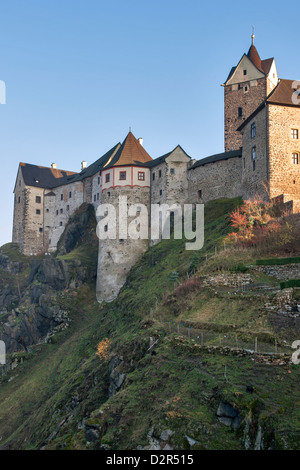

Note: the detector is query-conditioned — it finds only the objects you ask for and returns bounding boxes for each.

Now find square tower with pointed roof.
[223,36,278,152]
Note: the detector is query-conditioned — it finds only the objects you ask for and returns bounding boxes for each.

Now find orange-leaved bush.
[96,338,111,361]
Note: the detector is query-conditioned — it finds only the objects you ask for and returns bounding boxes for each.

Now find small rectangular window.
[292,153,299,164]
[94,194,96,202]
[152,173,155,181]
[18,196,20,203]
[97,193,100,200]
[36,196,41,203]
[39,227,43,233]
[120,171,126,180]
[198,190,202,199]
[160,189,162,196]
[138,172,145,181]
[291,129,299,139]
[252,146,256,171]
[159,170,162,178]
[36,209,41,215]
[251,122,256,138]
[69,191,72,198]
[60,208,63,214]
[238,107,243,117]
[67,205,70,211]
[56,210,58,216]
[61,194,63,201]
[170,168,175,175]
[105,173,110,183]
[98,176,100,184]
[243,70,247,75]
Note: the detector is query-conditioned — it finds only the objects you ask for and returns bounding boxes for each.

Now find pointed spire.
[251,25,255,45]
[247,30,264,73]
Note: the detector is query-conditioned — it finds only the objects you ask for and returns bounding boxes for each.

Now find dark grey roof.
[144,145,191,168]
[19,143,121,189]
[19,163,77,189]
[190,149,242,169]
[66,143,121,183]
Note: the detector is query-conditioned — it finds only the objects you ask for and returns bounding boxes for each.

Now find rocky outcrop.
[108,356,126,397]
[57,203,97,256]
[216,401,242,430]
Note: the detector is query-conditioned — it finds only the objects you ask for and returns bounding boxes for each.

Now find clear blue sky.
[0,0,299,247]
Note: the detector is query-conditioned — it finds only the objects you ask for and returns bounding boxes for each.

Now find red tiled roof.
[267,79,300,106]
[261,58,274,75]
[247,45,264,73]
[108,131,152,167]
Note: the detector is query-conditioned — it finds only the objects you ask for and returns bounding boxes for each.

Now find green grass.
[256,257,300,266]
[280,279,300,289]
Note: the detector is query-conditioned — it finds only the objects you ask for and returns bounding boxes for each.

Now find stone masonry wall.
[12,167,26,252]
[224,77,267,152]
[268,104,300,212]
[96,185,150,303]
[46,181,84,252]
[240,106,269,200]
[187,157,243,204]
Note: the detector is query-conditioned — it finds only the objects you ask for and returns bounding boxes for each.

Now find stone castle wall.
[96,185,150,303]
[187,157,243,204]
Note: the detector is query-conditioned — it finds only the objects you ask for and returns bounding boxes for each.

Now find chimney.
[51,163,57,169]
[138,137,143,147]
[81,161,87,170]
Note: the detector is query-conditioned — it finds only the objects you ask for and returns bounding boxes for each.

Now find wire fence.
[162,321,291,356]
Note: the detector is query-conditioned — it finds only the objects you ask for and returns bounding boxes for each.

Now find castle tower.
[96,131,152,303]
[223,35,278,152]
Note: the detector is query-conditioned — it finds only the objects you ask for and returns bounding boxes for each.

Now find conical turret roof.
[247,44,264,73]
[106,131,152,167]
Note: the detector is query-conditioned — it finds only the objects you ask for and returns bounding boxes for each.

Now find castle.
[12,36,300,302]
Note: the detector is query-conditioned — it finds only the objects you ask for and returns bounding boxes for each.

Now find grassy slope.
[0,198,300,450]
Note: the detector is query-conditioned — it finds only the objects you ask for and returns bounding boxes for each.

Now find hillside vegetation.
[0,198,300,450]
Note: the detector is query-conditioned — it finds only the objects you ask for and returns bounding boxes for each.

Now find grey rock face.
[217,401,242,430]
